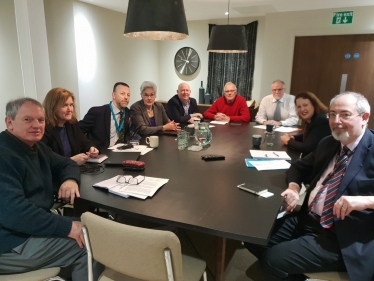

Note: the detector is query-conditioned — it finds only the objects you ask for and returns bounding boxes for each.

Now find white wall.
[260,6,374,99]
[158,16,265,102]
[72,2,159,117]
[0,0,23,131]
[44,0,80,114]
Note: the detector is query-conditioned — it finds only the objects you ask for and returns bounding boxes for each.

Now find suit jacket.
[287,129,374,280]
[130,100,169,136]
[287,113,331,156]
[41,122,93,156]
[166,95,199,124]
[78,104,130,152]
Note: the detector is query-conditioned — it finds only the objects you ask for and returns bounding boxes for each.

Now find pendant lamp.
[207,0,248,53]
[124,0,189,40]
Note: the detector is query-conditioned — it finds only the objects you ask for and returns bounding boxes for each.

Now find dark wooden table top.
[77,122,300,245]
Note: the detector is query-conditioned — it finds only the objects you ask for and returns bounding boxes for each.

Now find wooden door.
[291,34,374,128]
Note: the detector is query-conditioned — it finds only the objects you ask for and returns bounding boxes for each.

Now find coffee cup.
[266,123,274,132]
[146,136,159,148]
[252,135,262,147]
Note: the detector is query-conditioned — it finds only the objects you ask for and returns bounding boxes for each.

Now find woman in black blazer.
[280,91,330,157]
[41,88,99,165]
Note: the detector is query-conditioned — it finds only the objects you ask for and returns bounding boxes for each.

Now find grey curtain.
[206,21,258,102]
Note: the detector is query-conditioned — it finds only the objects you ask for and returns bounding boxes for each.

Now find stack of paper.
[93,175,169,200]
[249,150,291,160]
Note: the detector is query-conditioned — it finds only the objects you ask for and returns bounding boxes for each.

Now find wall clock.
[174,47,200,75]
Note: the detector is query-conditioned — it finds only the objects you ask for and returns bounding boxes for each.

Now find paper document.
[274,127,300,133]
[210,121,228,125]
[252,125,299,133]
[93,175,169,199]
[86,154,108,163]
[247,160,291,171]
[109,144,153,155]
[249,150,291,160]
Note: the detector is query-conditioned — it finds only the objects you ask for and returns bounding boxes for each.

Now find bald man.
[166,83,203,124]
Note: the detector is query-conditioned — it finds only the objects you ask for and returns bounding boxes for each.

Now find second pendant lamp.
[207,0,248,53]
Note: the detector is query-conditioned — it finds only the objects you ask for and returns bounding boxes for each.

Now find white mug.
[146,136,159,148]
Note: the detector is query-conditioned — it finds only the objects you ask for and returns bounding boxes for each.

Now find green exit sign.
[332,11,354,25]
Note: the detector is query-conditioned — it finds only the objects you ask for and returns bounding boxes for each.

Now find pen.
[265,154,268,157]
[273,152,279,157]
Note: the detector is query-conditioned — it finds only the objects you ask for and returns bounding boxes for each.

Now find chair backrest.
[81,212,184,281]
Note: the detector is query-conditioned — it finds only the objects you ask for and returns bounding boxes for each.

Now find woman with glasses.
[41,88,99,165]
[280,91,330,156]
[130,81,180,136]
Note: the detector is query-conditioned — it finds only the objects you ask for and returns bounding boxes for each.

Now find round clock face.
[174,47,200,75]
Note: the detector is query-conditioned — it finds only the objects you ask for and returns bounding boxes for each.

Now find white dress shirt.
[255,93,299,126]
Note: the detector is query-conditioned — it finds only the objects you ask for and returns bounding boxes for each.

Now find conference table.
[75,122,300,281]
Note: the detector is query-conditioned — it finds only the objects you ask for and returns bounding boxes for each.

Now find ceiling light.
[124,0,189,40]
[207,0,248,53]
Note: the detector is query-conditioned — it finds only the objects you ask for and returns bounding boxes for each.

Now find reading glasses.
[327,112,363,121]
[116,175,145,185]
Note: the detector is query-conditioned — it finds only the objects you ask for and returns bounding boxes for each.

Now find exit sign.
[332,11,353,25]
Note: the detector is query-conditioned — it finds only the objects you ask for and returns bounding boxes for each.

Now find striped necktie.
[311,146,353,228]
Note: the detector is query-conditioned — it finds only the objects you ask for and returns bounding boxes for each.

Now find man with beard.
[79,82,131,151]
[245,92,374,281]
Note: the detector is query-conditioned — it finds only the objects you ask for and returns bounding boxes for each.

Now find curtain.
[206,21,258,102]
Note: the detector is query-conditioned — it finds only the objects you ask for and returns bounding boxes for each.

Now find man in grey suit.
[246,92,374,280]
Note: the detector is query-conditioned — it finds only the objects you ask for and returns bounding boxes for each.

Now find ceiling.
[79,0,374,21]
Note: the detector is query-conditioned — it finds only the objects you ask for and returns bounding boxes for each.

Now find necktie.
[115,111,125,144]
[273,100,281,121]
[310,146,353,228]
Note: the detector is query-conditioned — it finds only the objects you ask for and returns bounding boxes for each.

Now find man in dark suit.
[79,82,130,151]
[166,82,203,124]
[245,92,374,281]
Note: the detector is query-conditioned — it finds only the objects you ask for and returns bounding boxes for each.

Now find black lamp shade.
[124,0,189,40]
[207,25,248,53]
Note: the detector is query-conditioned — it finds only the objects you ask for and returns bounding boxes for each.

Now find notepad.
[86,154,108,163]
[249,150,291,160]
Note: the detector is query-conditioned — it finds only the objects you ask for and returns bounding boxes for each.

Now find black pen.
[273,152,279,157]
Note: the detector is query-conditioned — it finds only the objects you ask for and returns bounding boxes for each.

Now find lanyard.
[109,102,124,134]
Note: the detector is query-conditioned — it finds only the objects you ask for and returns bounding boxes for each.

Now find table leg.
[215,236,226,281]
[74,198,91,216]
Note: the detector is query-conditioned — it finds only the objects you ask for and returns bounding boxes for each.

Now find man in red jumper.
[203,82,250,122]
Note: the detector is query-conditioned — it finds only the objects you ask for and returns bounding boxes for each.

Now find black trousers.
[245,211,346,281]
